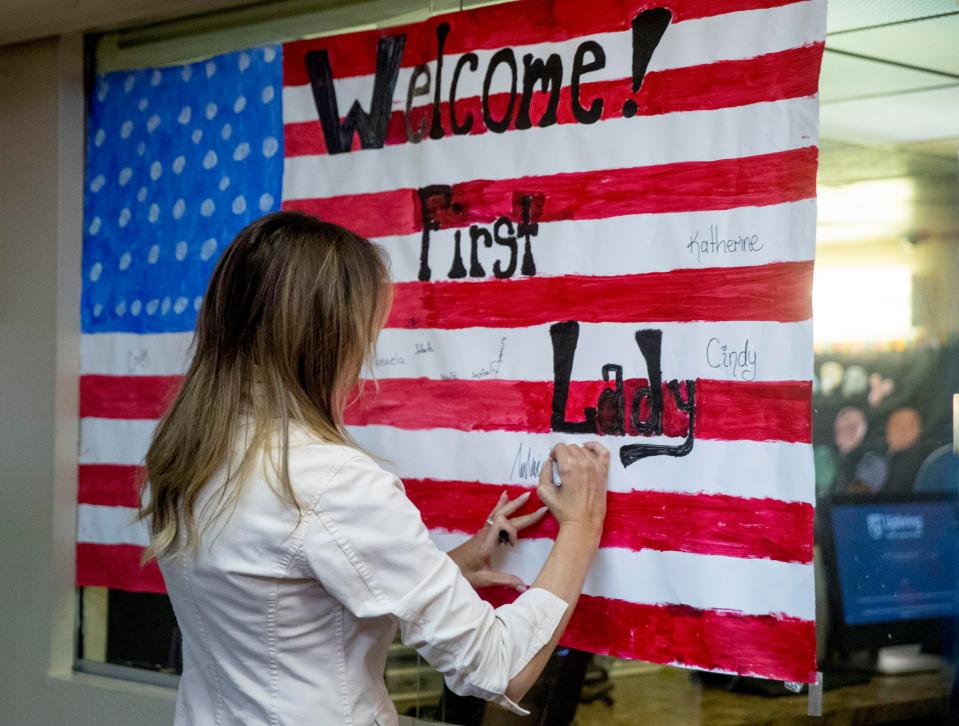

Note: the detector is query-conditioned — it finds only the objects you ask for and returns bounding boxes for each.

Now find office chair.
[914,445,959,494]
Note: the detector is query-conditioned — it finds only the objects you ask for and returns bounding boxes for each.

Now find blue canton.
[82,45,283,334]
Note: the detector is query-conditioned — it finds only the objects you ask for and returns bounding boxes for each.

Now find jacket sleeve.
[299,452,568,714]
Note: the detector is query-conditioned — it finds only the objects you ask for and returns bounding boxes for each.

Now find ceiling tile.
[820,86,959,144]
[820,49,951,102]
[903,137,959,158]
[827,15,959,76]
[827,0,958,34]
[818,142,959,185]
[816,173,959,246]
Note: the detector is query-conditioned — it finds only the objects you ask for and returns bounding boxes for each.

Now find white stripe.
[79,418,813,503]
[282,3,824,123]
[81,331,193,375]
[80,319,812,382]
[431,533,814,620]
[378,199,817,282]
[74,203,816,301]
[352,426,814,503]
[370,321,811,382]
[80,418,156,465]
[282,97,819,200]
[77,504,150,547]
[75,504,813,619]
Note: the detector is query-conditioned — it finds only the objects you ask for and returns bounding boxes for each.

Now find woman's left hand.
[446,490,548,592]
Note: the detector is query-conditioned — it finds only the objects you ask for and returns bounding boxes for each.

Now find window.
[813,265,914,344]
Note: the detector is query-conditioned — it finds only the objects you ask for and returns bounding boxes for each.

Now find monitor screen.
[830,499,958,626]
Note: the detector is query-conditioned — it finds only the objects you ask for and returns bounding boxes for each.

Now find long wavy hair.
[139,211,391,560]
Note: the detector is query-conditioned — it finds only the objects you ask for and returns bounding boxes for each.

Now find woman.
[140,211,609,725]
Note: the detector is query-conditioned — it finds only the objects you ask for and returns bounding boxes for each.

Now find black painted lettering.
[548,322,696,465]
[620,329,696,467]
[417,185,453,281]
[622,8,671,118]
[405,63,431,143]
[630,329,664,436]
[516,53,563,130]
[428,23,450,140]
[482,48,518,134]
[469,226,491,277]
[305,34,406,154]
[621,383,695,467]
[492,217,517,278]
[597,364,625,435]
[450,53,479,135]
[517,195,539,276]
[570,41,605,124]
[549,321,597,433]
[448,230,467,278]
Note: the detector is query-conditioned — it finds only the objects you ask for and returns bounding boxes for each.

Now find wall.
[0,35,175,726]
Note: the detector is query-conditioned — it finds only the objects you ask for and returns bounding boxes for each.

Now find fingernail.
[537,506,548,513]
[518,491,531,500]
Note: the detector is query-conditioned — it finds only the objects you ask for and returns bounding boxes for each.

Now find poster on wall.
[78,0,826,683]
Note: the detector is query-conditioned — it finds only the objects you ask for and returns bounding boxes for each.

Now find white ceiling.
[827,14,959,77]
[818,0,959,245]
[826,0,959,33]
[820,2,959,147]
[821,86,959,144]
[819,51,950,104]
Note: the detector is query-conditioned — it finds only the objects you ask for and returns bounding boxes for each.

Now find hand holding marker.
[497,454,563,545]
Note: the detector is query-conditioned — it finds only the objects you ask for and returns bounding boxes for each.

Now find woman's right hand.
[507,442,610,704]
[536,442,609,538]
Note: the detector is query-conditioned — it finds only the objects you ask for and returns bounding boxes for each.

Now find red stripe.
[345,378,811,442]
[483,588,816,683]
[79,374,179,420]
[78,374,811,443]
[386,262,813,328]
[284,44,825,157]
[285,188,418,239]
[695,378,812,444]
[634,43,823,116]
[76,542,167,594]
[73,464,812,562]
[405,479,813,563]
[283,0,808,85]
[79,464,141,507]
[283,147,819,239]
[75,465,813,562]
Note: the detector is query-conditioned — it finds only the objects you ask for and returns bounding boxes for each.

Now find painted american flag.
[78,0,825,683]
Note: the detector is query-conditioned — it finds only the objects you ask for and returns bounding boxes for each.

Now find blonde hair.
[139,211,390,560]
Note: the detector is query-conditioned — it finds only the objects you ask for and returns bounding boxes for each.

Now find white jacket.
[159,430,568,725]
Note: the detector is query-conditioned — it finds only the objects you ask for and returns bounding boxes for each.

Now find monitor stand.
[696,668,869,696]
[875,644,947,675]
[818,664,871,691]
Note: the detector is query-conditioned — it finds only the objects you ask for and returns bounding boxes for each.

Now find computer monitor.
[821,493,958,656]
